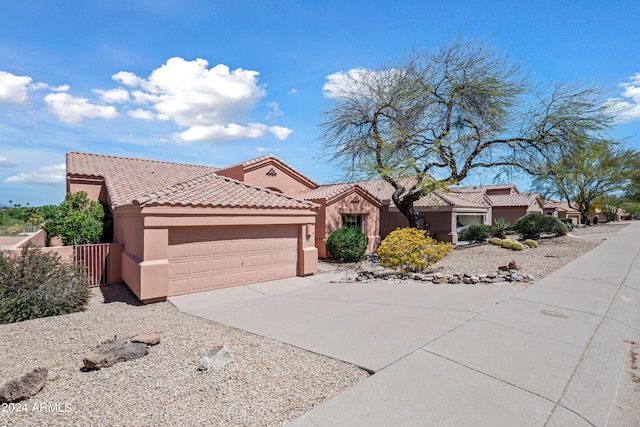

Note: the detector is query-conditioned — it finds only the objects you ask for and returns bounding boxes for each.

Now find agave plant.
[491,217,511,239]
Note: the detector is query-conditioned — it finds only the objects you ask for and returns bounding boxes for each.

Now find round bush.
[458,224,491,243]
[512,214,568,240]
[0,245,90,324]
[326,228,367,261]
[377,228,454,272]
[524,239,538,248]
[511,241,524,251]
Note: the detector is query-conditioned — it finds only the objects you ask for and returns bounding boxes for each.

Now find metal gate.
[74,244,111,287]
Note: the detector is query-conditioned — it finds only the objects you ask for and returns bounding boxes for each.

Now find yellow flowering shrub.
[377,228,454,272]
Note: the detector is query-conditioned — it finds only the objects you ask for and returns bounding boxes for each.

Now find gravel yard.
[0,285,368,427]
[0,222,629,426]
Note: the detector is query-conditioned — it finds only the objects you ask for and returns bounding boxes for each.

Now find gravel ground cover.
[0,285,368,427]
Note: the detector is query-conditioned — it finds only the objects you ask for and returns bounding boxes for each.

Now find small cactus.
[524,239,538,248]
[511,241,524,251]
[500,239,513,249]
[490,237,502,246]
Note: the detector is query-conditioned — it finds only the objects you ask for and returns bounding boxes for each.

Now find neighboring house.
[589,206,630,224]
[452,184,544,225]
[66,152,319,302]
[543,200,581,225]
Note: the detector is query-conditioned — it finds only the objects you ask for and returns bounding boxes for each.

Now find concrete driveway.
[170,222,640,426]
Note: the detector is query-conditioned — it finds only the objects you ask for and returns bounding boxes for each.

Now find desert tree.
[533,139,638,224]
[319,36,614,227]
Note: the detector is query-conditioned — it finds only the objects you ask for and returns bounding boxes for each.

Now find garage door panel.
[227,271,244,286]
[191,276,209,291]
[208,274,227,289]
[209,242,226,256]
[227,241,243,254]
[227,256,243,269]
[190,243,209,257]
[170,261,190,277]
[208,258,226,271]
[171,245,190,259]
[243,255,257,268]
[191,260,209,274]
[169,226,299,296]
[243,241,259,252]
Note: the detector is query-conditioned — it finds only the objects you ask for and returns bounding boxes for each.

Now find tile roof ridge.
[68,151,220,170]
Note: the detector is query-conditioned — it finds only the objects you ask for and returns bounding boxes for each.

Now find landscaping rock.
[83,341,149,370]
[0,367,48,403]
[131,333,161,346]
[199,345,234,371]
[508,260,518,270]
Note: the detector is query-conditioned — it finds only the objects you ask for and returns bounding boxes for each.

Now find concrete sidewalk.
[170,222,640,426]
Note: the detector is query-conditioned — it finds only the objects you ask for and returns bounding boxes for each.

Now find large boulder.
[0,367,48,403]
[83,342,149,370]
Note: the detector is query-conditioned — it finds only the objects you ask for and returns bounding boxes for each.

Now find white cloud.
[322,68,399,99]
[4,163,66,185]
[605,73,640,123]
[175,123,270,143]
[128,108,155,120]
[0,71,32,103]
[112,71,144,87]
[289,88,297,95]
[44,92,119,124]
[265,101,283,119]
[94,88,129,103]
[110,57,291,143]
[0,155,17,168]
[269,125,293,140]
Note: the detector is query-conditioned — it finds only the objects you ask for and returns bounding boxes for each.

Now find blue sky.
[1,0,639,206]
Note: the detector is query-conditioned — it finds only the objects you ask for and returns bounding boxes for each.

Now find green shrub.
[511,241,524,251]
[489,237,502,245]
[326,228,367,261]
[377,228,454,272]
[524,239,538,248]
[491,217,511,239]
[7,223,23,236]
[458,224,491,243]
[500,239,513,248]
[0,245,90,324]
[512,214,568,240]
[43,192,112,246]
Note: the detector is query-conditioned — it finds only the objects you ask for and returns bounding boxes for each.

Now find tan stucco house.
[67,152,319,302]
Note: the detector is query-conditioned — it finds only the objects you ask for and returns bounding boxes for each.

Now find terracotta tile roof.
[447,191,491,206]
[216,154,319,188]
[67,152,221,207]
[134,174,319,209]
[488,193,542,207]
[414,191,488,209]
[304,177,487,209]
[302,182,361,201]
[453,184,520,194]
[544,199,580,213]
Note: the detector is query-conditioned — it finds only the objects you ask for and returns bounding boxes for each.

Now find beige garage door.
[169,226,298,296]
